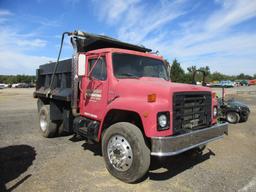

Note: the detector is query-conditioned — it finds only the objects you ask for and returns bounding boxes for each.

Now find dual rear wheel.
[39,105,66,137]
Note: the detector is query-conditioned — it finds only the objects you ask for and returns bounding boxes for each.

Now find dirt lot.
[0,87,256,192]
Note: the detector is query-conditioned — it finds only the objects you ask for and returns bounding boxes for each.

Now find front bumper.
[151,122,228,156]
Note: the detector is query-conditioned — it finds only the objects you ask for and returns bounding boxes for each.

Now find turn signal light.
[147,94,156,102]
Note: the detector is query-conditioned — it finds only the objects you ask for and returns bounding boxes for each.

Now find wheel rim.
[40,111,47,132]
[107,135,133,172]
[227,113,236,123]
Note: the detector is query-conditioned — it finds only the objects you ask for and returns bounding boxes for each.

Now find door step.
[73,116,100,140]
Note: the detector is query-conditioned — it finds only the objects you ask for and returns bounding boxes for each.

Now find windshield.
[112,53,169,80]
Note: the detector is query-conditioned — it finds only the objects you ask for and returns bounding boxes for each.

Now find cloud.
[0,9,13,24]
[206,0,256,31]
[93,0,189,43]
[0,9,13,17]
[117,0,189,43]
[16,38,47,48]
[0,29,52,74]
[0,9,52,74]
[95,0,140,23]
[0,51,54,75]
[0,28,48,52]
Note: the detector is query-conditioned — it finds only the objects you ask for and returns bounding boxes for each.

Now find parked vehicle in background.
[0,83,8,89]
[219,80,234,88]
[248,79,256,86]
[234,80,241,87]
[207,82,219,87]
[28,83,36,88]
[12,83,20,88]
[12,83,29,88]
[218,98,250,124]
[239,80,248,86]
[208,81,234,88]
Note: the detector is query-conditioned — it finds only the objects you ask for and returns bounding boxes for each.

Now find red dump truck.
[34,31,228,183]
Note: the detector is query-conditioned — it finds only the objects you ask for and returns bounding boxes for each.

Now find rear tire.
[226,112,240,124]
[39,105,58,138]
[102,122,150,183]
[57,121,70,136]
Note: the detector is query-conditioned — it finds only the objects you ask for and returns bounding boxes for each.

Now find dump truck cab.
[34,31,228,183]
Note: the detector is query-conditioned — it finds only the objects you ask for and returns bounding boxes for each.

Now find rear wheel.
[226,112,240,124]
[102,122,150,183]
[39,105,58,138]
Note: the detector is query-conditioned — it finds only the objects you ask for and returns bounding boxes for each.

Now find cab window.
[88,57,107,81]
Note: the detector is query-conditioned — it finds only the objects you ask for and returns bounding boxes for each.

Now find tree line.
[0,59,255,84]
[0,75,36,84]
[168,59,256,83]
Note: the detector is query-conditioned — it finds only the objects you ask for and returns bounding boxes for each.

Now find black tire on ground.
[239,116,248,123]
[102,122,150,183]
[39,105,58,138]
[57,121,70,136]
[226,111,240,124]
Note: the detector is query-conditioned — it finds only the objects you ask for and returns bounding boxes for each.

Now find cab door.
[80,54,108,120]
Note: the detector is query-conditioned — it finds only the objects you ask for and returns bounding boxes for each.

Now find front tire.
[102,122,150,183]
[39,105,58,138]
[226,111,240,124]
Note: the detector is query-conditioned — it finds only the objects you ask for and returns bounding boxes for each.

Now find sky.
[0,0,256,75]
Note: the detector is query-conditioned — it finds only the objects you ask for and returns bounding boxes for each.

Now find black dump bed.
[34,59,72,101]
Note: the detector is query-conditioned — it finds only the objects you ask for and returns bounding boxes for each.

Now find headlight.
[213,106,218,117]
[157,112,170,131]
[158,114,167,127]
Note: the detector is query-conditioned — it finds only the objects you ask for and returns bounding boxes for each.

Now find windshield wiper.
[118,73,141,79]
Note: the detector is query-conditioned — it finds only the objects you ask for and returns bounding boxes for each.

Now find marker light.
[147,94,156,102]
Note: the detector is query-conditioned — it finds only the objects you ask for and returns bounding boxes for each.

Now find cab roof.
[85,48,163,60]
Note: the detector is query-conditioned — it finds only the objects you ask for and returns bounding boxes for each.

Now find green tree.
[170,59,185,82]
[0,75,36,84]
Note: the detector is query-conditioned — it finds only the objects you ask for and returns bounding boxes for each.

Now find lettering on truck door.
[80,55,108,120]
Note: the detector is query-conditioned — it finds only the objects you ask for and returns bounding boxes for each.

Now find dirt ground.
[0,87,256,192]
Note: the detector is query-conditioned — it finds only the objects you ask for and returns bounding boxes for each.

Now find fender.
[98,96,173,140]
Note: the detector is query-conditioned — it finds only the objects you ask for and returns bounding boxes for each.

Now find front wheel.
[102,122,150,183]
[226,111,240,124]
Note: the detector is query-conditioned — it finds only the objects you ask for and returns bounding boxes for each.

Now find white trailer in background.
[0,84,8,89]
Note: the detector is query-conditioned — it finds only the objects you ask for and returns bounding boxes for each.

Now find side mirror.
[77,54,86,76]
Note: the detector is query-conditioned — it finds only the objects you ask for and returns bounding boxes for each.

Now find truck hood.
[115,77,211,99]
